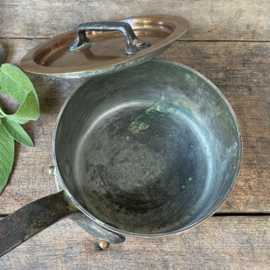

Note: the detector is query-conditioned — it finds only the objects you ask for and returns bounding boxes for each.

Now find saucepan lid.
[20,14,189,78]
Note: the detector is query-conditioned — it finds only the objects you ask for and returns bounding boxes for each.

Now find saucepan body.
[53,59,242,237]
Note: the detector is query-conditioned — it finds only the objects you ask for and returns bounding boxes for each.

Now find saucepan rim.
[52,58,242,238]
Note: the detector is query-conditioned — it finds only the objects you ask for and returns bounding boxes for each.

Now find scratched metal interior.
[55,59,241,235]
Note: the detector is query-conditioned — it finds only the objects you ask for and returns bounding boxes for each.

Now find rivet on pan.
[99,240,110,250]
[136,40,145,47]
[48,166,55,176]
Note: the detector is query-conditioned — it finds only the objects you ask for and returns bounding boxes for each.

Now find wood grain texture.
[160,41,270,213]
[0,216,269,269]
[0,0,270,41]
[0,38,269,214]
[0,39,81,214]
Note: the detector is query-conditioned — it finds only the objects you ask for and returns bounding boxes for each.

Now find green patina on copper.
[129,97,177,133]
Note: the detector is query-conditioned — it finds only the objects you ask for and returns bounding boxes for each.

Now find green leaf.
[0,63,40,195]
[0,104,4,116]
[0,64,38,102]
[0,64,40,123]
[1,118,34,147]
[4,91,40,124]
[0,124,14,194]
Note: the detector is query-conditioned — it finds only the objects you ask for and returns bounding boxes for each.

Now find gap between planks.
[1,37,270,43]
[0,213,270,218]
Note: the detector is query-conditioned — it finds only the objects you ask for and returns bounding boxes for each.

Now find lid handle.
[69,21,151,55]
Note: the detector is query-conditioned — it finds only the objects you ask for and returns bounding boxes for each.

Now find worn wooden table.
[0,0,270,269]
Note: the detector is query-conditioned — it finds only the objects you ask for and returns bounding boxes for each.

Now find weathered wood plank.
[0,38,269,214]
[0,39,83,214]
[0,0,270,41]
[160,41,270,213]
[0,216,269,269]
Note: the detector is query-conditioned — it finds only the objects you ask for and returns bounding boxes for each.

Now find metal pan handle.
[0,188,125,257]
[69,21,151,54]
[0,191,77,257]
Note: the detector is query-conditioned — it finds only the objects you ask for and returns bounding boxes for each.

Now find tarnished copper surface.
[99,240,110,250]
[20,15,189,78]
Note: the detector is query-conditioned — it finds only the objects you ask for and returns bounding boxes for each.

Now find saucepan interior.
[54,59,242,236]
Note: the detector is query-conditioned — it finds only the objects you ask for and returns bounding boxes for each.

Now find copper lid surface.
[21,15,189,78]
